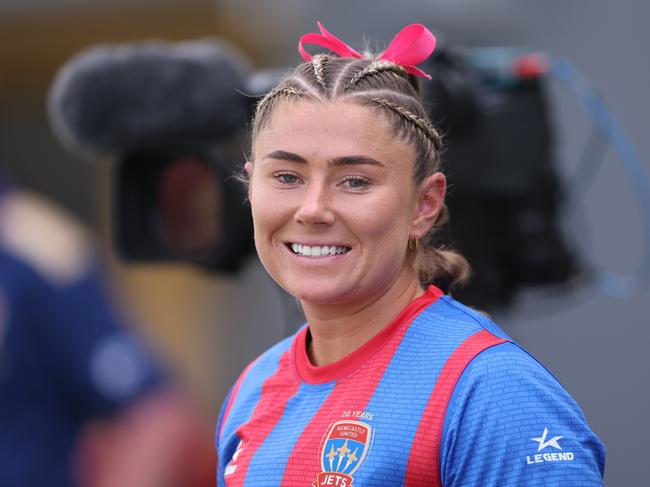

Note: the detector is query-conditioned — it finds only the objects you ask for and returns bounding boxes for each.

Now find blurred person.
[215,23,605,486]
[0,181,214,487]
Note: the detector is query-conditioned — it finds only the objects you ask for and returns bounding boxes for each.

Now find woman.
[216,23,605,486]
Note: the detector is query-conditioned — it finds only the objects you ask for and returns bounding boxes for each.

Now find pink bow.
[298,22,437,80]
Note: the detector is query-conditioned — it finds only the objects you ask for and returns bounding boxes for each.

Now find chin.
[289,286,344,305]
[285,278,357,306]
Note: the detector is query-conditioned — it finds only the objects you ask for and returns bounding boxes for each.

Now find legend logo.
[526,428,575,465]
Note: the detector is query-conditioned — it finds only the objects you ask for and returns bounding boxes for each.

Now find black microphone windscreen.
[48,39,252,159]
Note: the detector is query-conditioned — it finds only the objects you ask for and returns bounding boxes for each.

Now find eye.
[341,176,370,190]
[273,172,301,185]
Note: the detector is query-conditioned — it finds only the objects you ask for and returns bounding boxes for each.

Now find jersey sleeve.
[33,264,167,417]
[440,341,605,486]
[215,385,235,486]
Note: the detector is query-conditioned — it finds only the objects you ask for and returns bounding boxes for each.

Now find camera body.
[422,48,577,306]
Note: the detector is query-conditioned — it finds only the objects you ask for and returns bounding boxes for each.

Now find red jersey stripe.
[281,288,444,485]
[225,350,300,487]
[404,329,508,487]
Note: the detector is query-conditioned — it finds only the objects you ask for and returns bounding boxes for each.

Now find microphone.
[48,38,252,159]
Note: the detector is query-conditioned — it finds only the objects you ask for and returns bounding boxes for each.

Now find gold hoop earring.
[408,236,420,251]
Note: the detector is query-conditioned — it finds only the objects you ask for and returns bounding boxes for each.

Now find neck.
[302,273,424,366]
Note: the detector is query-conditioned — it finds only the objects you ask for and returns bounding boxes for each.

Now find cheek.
[361,191,415,241]
[249,185,290,243]
[250,198,280,276]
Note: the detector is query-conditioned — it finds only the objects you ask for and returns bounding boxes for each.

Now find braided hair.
[250,54,470,292]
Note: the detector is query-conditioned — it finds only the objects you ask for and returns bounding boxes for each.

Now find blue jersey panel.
[355,297,485,485]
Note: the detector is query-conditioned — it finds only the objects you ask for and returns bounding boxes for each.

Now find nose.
[294,182,335,226]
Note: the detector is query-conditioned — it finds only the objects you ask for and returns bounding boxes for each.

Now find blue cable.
[550,58,650,299]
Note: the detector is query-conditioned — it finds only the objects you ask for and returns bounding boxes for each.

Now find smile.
[288,243,352,258]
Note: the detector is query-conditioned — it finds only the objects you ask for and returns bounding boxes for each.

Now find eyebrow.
[263,150,385,167]
[263,150,307,163]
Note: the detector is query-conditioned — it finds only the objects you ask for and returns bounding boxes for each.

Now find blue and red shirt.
[216,286,605,486]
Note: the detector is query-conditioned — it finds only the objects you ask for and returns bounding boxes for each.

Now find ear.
[411,172,446,238]
[244,161,254,200]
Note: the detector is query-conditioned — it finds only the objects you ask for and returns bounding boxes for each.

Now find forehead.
[253,99,415,166]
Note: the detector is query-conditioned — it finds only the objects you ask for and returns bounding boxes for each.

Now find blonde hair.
[250,54,471,291]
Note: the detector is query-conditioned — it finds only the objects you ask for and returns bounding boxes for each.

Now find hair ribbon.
[298,22,437,80]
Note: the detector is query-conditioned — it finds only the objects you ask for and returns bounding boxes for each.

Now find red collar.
[293,286,444,384]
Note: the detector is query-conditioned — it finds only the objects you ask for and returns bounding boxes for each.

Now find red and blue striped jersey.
[216,286,605,486]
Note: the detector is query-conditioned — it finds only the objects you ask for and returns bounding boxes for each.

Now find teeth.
[290,244,350,257]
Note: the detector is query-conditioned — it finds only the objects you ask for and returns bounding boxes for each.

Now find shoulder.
[432,294,511,339]
[244,332,297,379]
[440,340,605,486]
[222,331,298,410]
[0,190,92,285]
[415,294,606,485]
[405,294,511,358]
[416,293,586,428]
[217,332,298,444]
[447,340,579,422]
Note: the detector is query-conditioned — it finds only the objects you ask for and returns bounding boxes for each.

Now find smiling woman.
[215,23,605,486]
[247,100,439,329]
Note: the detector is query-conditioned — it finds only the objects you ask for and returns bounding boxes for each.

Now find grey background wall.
[1,1,647,484]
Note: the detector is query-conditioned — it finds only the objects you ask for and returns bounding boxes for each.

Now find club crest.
[313,420,373,487]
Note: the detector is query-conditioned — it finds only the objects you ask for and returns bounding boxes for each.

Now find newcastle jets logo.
[526,428,575,465]
[313,420,373,487]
